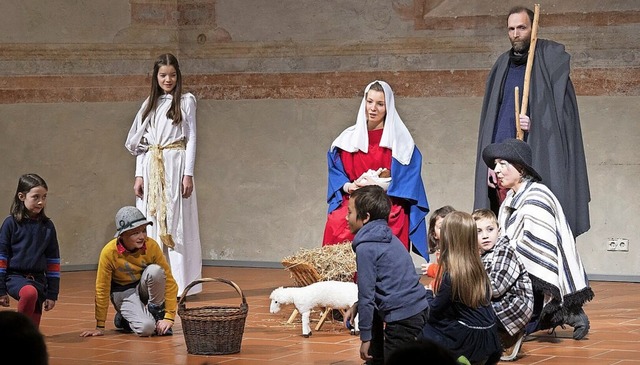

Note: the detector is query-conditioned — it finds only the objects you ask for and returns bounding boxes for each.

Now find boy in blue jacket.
[344,185,428,365]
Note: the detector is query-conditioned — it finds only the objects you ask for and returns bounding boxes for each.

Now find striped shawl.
[498,180,594,325]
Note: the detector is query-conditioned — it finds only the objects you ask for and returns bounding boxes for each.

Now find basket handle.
[178,277,247,308]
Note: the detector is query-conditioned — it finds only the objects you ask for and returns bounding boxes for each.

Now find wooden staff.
[515,87,522,139]
[517,3,540,140]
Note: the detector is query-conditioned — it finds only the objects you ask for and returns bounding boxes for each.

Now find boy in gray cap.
[80,206,178,337]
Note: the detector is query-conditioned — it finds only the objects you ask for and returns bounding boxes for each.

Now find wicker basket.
[178,278,249,355]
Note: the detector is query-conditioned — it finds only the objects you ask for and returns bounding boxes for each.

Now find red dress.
[322,129,410,248]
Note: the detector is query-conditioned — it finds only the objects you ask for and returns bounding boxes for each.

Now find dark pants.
[368,309,427,365]
[6,273,47,312]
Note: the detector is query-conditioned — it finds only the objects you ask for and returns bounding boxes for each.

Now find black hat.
[482,138,542,181]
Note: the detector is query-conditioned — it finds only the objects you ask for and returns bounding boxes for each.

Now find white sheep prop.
[269,280,359,337]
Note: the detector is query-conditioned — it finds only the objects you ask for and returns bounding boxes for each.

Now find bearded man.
[473,6,591,238]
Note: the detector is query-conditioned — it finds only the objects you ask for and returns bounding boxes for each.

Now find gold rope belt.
[147,139,186,249]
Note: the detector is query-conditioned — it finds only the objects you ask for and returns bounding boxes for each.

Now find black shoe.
[114,312,132,333]
[148,302,173,336]
[565,309,590,340]
[147,302,166,321]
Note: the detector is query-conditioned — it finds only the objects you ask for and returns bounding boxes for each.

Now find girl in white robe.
[125,53,202,297]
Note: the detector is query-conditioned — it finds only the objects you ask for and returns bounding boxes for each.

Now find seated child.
[343,185,428,365]
[473,209,534,361]
[80,206,178,338]
[421,206,455,281]
[419,211,502,365]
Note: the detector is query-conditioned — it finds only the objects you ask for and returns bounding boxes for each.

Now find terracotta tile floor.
[3,266,640,364]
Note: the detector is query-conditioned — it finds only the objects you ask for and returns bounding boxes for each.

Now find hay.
[282,243,356,284]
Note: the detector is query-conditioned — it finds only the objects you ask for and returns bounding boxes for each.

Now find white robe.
[126,92,203,297]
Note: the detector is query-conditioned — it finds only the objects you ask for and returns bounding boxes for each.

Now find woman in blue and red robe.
[323,80,430,259]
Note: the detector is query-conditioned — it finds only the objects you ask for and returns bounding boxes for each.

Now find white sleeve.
[125,98,151,155]
[182,93,197,176]
[135,154,144,177]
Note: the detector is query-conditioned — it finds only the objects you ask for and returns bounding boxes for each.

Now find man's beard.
[511,39,530,54]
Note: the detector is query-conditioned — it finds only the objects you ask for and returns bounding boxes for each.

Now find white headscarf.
[330,80,415,165]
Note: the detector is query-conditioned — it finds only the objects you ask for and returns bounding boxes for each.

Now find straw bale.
[282,242,356,284]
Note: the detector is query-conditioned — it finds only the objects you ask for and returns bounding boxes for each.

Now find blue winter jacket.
[352,219,428,341]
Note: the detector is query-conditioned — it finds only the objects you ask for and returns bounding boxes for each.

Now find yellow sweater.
[94,237,178,328]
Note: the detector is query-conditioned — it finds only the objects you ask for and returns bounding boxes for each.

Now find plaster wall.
[0,0,638,281]
[1,95,637,279]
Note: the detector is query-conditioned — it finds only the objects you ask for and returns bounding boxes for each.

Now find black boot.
[565,308,590,340]
[114,312,133,333]
[148,302,172,336]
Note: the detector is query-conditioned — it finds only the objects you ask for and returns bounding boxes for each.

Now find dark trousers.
[368,309,427,365]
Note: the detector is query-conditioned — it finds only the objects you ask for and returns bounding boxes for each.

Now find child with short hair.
[473,209,534,361]
[344,185,428,365]
[0,174,60,328]
[419,211,502,364]
[80,206,178,338]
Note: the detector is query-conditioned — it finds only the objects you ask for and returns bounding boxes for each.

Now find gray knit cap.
[114,206,153,237]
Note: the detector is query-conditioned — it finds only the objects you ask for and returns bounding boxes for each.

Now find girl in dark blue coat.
[0,174,60,328]
[420,211,501,365]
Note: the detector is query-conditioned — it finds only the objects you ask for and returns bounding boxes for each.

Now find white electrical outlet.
[607,238,629,252]
[617,238,629,251]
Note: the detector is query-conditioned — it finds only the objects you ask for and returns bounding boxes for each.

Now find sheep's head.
[269,287,284,314]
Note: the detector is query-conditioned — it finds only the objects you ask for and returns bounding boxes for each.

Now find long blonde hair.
[435,211,490,308]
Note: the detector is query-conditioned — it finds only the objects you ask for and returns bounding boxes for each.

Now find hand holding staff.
[516,3,540,140]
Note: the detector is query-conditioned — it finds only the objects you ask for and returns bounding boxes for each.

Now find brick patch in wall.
[0,69,638,104]
[414,6,640,30]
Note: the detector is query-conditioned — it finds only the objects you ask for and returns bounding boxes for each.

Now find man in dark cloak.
[473,6,591,238]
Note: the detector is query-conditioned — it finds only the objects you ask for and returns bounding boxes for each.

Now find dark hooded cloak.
[473,39,591,237]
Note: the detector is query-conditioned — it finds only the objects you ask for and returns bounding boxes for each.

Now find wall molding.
[415,8,640,30]
[1,68,638,104]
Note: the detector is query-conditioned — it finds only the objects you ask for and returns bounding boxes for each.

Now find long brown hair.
[141,53,184,126]
[11,173,49,223]
[435,211,490,308]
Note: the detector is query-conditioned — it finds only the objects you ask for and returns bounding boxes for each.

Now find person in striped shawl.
[482,138,594,341]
